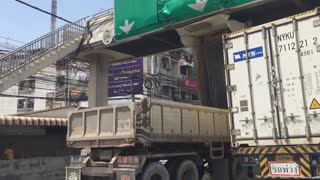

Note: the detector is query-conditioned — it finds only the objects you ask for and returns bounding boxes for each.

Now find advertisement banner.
[182,78,198,92]
[69,71,88,100]
[108,59,144,97]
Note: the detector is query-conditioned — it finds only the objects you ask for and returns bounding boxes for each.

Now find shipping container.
[224,8,320,179]
[224,8,320,147]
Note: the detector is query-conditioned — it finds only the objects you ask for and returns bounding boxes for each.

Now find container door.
[270,16,320,138]
[226,30,279,140]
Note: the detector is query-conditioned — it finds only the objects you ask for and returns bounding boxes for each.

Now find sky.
[0,0,113,47]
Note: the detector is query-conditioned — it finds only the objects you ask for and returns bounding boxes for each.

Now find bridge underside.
[107,0,320,57]
[98,0,320,107]
[2,0,320,108]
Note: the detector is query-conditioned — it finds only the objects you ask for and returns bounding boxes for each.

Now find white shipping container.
[224,8,320,147]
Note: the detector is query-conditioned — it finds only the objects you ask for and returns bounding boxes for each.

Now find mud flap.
[115,169,136,180]
[65,166,82,180]
[211,159,231,180]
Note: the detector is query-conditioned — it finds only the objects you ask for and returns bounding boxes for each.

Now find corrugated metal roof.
[0,116,68,126]
[12,106,78,118]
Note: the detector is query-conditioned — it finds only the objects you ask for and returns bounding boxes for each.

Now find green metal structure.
[114,0,258,41]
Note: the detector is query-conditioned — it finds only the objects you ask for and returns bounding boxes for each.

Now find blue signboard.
[108,59,144,97]
[233,46,263,62]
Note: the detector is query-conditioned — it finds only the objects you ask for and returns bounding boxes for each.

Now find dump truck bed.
[67,99,230,148]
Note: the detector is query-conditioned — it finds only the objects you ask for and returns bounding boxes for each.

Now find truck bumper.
[66,166,138,180]
[237,145,320,179]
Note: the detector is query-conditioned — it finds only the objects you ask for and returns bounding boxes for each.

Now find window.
[18,78,35,93]
[180,66,187,76]
[161,86,170,96]
[17,98,34,109]
[56,59,67,68]
[56,76,65,89]
[161,57,170,70]
[191,93,198,101]
[180,65,192,77]
[181,91,186,100]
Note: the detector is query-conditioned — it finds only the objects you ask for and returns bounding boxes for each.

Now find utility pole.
[65,61,70,107]
[51,0,57,31]
[130,75,135,102]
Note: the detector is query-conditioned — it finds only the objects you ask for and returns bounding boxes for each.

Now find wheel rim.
[182,168,196,180]
[150,174,162,180]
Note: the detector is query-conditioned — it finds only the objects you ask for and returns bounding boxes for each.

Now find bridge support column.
[88,54,110,108]
[180,34,227,108]
[180,36,212,106]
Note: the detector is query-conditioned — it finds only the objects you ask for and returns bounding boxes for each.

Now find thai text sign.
[108,59,144,97]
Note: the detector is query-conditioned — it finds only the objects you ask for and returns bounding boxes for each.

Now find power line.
[0,43,18,47]
[0,93,86,101]
[34,74,89,87]
[15,0,83,28]
[0,36,25,44]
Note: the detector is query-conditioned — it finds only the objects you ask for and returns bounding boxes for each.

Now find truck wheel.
[141,162,170,180]
[175,160,199,180]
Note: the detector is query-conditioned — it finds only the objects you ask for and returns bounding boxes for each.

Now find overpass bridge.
[0,0,319,108]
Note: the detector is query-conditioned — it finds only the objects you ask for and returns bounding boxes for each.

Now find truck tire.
[141,162,170,180]
[175,160,199,180]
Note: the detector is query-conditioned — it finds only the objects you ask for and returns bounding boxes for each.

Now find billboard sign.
[68,70,88,100]
[182,78,198,92]
[108,59,144,97]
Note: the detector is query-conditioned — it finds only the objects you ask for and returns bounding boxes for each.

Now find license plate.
[269,162,301,177]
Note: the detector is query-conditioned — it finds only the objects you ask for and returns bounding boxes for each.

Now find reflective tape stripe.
[301,166,312,177]
[254,147,261,154]
[287,147,296,154]
[238,146,320,155]
[261,167,269,176]
[276,147,289,154]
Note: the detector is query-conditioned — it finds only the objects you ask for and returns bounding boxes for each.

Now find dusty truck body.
[65,99,230,180]
[224,8,320,179]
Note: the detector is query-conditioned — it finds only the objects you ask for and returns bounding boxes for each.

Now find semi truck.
[224,7,320,179]
[66,8,320,180]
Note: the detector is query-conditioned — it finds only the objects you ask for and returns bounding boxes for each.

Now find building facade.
[0,66,57,116]
[144,49,199,104]
[0,49,198,115]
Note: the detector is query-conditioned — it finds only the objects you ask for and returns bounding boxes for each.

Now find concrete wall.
[0,87,18,116]
[34,66,57,112]
[0,156,72,180]
[0,66,56,115]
